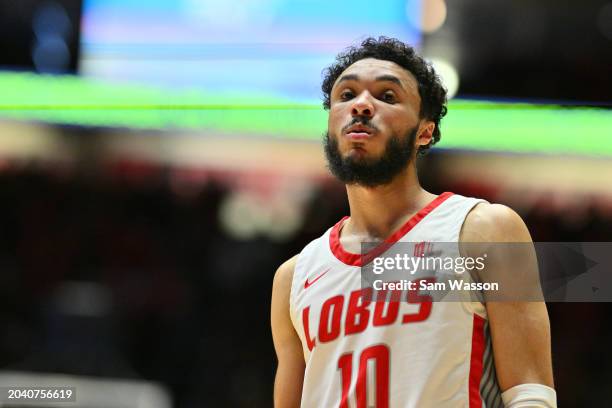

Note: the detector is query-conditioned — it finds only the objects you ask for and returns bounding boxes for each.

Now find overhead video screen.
[79,0,422,102]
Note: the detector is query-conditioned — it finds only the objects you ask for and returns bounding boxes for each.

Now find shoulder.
[272,255,299,295]
[461,202,532,243]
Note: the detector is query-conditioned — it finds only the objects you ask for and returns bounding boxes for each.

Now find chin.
[345,149,379,165]
[345,146,367,157]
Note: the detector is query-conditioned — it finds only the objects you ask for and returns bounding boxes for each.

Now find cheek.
[380,108,416,134]
[328,105,347,130]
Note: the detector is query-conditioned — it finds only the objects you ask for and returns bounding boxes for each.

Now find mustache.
[341,116,380,133]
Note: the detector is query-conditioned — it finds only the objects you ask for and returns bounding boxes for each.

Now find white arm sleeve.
[501,383,557,408]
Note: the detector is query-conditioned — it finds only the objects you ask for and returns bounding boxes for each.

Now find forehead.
[333,58,419,94]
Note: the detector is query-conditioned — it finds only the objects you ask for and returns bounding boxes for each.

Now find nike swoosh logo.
[304,269,330,289]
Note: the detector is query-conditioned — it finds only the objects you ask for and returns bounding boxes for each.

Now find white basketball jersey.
[289,192,503,408]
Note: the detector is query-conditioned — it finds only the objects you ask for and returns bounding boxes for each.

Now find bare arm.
[271,255,305,407]
[461,203,554,391]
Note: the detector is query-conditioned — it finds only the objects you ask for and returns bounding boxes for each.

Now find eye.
[382,91,396,103]
[339,90,354,101]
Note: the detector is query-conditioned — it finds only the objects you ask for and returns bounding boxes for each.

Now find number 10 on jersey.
[338,344,390,408]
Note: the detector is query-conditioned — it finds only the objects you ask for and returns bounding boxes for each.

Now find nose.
[351,91,375,118]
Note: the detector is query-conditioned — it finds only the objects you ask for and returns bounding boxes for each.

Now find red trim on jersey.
[469,314,485,408]
[328,192,454,266]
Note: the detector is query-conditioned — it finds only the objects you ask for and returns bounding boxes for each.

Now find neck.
[343,164,434,240]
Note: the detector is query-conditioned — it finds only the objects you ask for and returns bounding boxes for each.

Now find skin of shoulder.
[461,202,533,244]
[271,255,305,408]
[273,255,298,300]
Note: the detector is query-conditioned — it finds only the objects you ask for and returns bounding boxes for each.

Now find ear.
[415,120,435,149]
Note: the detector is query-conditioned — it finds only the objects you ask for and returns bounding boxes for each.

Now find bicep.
[487,301,554,391]
[271,257,305,408]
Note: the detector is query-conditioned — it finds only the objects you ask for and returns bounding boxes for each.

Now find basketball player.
[271,37,555,407]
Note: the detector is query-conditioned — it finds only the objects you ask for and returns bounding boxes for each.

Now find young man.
[271,37,555,407]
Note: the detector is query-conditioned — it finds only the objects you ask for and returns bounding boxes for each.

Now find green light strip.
[0,104,321,110]
[0,72,610,156]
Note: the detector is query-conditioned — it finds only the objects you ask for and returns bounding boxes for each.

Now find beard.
[324,126,417,187]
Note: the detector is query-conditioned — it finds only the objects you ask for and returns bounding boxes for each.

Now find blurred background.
[0,0,611,406]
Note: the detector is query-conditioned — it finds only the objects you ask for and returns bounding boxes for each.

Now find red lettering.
[302,307,316,351]
[345,289,372,335]
[373,289,401,326]
[304,280,433,350]
[402,278,433,324]
[318,295,344,342]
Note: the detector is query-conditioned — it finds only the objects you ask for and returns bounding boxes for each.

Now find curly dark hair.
[321,36,448,154]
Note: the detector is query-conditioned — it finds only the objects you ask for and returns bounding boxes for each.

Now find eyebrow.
[375,74,403,87]
[336,74,405,89]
